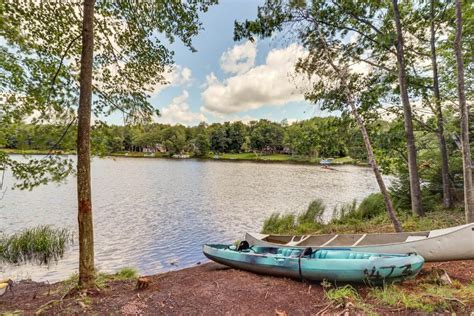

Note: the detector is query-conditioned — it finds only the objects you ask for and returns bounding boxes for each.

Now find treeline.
[0,117,366,159]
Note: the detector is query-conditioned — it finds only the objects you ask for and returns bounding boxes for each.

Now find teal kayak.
[203,243,424,283]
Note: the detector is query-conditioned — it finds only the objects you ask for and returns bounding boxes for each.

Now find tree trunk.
[430,0,452,209]
[316,28,403,232]
[346,90,403,232]
[77,0,95,288]
[454,0,474,223]
[391,0,424,216]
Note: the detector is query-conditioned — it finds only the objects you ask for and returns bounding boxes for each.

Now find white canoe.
[245,223,474,262]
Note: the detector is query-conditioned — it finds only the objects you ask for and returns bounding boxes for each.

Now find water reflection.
[0,157,386,282]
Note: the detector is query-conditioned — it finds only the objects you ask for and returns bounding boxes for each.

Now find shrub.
[261,213,296,234]
[357,193,386,220]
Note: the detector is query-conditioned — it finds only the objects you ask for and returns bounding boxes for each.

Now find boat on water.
[203,243,424,283]
[245,223,474,262]
[320,158,333,165]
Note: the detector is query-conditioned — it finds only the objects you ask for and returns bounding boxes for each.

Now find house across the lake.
[143,143,166,153]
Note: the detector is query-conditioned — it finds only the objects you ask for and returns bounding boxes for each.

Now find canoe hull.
[203,244,424,283]
[245,224,474,262]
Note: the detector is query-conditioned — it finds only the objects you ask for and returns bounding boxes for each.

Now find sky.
[113,0,334,127]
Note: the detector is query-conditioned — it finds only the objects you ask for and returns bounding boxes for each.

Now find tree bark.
[454,0,474,223]
[77,0,95,288]
[315,28,403,232]
[346,91,403,232]
[391,0,424,216]
[430,0,452,209]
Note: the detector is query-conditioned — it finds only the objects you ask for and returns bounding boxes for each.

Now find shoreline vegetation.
[0,149,360,166]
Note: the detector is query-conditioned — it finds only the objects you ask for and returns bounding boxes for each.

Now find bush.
[390,174,441,212]
[297,199,325,224]
[261,213,296,234]
[357,193,386,219]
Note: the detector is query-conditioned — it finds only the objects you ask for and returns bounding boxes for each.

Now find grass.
[61,267,138,294]
[209,153,357,165]
[368,281,474,313]
[320,274,474,313]
[324,284,360,305]
[261,213,297,234]
[0,226,72,264]
[261,196,466,235]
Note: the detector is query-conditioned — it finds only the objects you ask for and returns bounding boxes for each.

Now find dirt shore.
[0,260,472,315]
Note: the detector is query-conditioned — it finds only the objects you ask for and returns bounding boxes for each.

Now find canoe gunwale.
[247,223,473,248]
[246,223,474,262]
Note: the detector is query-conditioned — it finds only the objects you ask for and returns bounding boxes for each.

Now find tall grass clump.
[0,225,72,264]
[332,199,358,220]
[261,213,296,234]
[298,199,325,224]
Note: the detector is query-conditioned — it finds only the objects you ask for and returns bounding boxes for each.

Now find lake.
[0,156,386,282]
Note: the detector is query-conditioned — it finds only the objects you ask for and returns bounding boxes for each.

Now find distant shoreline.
[1,149,367,167]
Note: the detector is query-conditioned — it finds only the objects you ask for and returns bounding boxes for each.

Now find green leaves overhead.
[1,0,217,190]
[2,0,217,124]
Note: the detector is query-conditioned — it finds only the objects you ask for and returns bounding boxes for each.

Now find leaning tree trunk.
[346,90,403,232]
[77,0,95,288]
[391,0,424,216]
[430,0,452,209]
[454,0,474,223]
[316,28,403,232]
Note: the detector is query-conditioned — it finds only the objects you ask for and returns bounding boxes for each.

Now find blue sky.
[120,0,332,126]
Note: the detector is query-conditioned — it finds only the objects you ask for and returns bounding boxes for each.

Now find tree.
[2,0,216,288]
[429,0,452,208]
[226,121,248,153]
[194,131,211,157]
[250,119,284,152]
[235,0,423,216]
[209,124,228,153]
[454,0,473,223]
[76,0,95,288]
[234,0,402,231]
[391,0,423,216]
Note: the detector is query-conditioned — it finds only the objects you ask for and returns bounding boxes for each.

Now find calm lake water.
[0,156,386,282]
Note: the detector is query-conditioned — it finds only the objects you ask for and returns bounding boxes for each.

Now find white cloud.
[150,65,193,95]
[158,90,206,126]
[202,43,310,114]
[220,41,257,74]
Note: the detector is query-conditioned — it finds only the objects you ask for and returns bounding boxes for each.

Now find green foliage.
[368,281,474,313]
[325,285,360,306]
[261,213,296,234]
[0,116,365,161]
[332,199,358,221]
[357,194,385,219]
[261,199,465,235]
[370,285,432,312]
[1,0,218,190]
[0,226,72,264]
[249,119,285,151]
[115,267,138,280]
[297,199,325,224]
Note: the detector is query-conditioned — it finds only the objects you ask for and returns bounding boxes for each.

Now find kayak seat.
[310,250,373,260]
[276,248,302,257]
